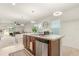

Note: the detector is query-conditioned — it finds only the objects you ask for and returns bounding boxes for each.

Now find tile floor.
[62,46,79,56]
[0,44,79,56]
[0,44,24,56]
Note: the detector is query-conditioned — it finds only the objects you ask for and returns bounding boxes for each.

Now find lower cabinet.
[23,35,27,48]
[23,35,60,56]
[23,35,36,55]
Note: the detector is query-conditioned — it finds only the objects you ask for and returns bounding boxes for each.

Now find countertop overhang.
[24,33,63,41]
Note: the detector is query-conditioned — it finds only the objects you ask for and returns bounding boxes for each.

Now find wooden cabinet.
[23,35,61,56]
[23,35,27,48]
[48,39,60,56]
[23,35,36,55]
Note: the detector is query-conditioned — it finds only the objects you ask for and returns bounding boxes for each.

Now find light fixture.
[32,9,35,13]
[32,10,34,13]
[31,21,36,23]
[12,3,16,6]
[9,27,13,29]
[20,24,24,26]
[53,11,63,16]
[14,24,16,25]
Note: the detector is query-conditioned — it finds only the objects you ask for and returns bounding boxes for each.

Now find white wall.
[62,20,79,49]
[24,23,32,33]
[37,7,79,49]
[61,7,79,49]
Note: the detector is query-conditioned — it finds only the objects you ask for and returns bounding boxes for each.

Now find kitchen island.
[23,33,63,56]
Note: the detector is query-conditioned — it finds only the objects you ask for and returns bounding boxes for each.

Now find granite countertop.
[24,33,63,41]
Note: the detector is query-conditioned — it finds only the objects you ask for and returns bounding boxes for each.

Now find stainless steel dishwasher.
[35,39,48,56]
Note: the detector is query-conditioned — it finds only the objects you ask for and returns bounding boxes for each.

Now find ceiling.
[0,3,79,24]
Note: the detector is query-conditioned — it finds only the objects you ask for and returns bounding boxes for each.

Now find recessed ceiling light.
[53,11,63,16]
[32,10,35,13]
[9,27,13,28]
[12,3,16,6]
[31,21,36,23]
[20,24,24,26]
[14,24,16,25]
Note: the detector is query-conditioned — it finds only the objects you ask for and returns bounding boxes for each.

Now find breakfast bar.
[23,33,63,56]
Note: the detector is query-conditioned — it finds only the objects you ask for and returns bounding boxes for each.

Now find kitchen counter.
[23,33,63,56]
[24,33,63,41]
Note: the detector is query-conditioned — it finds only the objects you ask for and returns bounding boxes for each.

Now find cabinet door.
[48,39,60,56]
[23,35,27,48]
[25,36,36,55]
[30,36,36,55]
[26,36,30,49]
